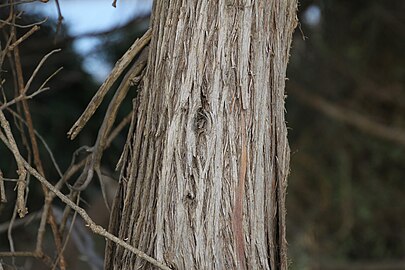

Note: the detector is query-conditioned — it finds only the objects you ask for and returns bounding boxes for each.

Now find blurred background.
[287,1,405,269]
[0,0,404,269]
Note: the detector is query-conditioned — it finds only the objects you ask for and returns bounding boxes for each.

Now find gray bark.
[105,0,297,269]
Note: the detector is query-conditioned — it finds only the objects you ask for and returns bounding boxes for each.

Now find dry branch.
[9,25,40,50]
[0,17,47,29]
[68,29,152,139]
[0,111,27,217]
[0,170,6,203]
[12,28,65,268]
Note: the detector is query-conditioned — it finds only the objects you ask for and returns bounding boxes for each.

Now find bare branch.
[0,111,28,217]
[67,28,152,139]
[54,0,64,37]
[0,87,48,110]
[0,50,62,109]
[12,35,65,267]
[108,111,132,147]
[23,49,62,94]
[0,17,47,29]
[0,170,6,203]
[9,25,40,51]
[51,197,78,270]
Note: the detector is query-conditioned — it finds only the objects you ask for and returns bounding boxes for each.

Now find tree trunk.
[105,1,297,269]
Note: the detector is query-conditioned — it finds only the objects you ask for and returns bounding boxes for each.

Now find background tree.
[287,0,405,268]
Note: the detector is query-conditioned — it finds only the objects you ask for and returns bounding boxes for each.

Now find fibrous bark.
[105,1,297,269]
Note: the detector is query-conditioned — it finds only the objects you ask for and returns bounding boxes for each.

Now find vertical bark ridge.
[106,0,297,269]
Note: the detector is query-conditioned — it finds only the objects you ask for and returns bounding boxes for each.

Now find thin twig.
[22,49,61,95]
[116,100,138,170]
[0,35,13,69]
[37,195,52,252]
[0,110,27,217]
[35,128,63,178]
[0,65,63,110]
[36,66,63,93]
[0,251,38,257]
[4,107,63,177]
[54,0,64,38]
[0,17,47,29]
[51,196,79,270]
[9,25,40,51]
[0,178,18,182]
[0,87,48,110]
[107,111,132,147]
[58,191,80,235]
[0,170,6,203]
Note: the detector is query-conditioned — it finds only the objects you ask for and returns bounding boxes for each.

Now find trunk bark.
[105,1,297,269]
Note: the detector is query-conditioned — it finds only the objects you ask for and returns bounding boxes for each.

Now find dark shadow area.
[286,1,405,269]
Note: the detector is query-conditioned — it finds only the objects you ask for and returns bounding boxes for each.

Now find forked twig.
[9,25,40,50]
[0,67,63,110]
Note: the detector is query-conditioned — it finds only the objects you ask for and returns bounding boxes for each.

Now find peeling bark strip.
[105,1,297,269]
[232,110,248,270]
